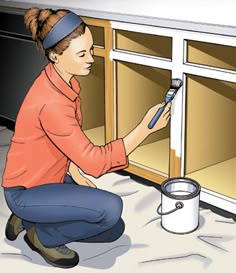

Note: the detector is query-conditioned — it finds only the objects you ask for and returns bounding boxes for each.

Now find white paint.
[201,188,236,214]
[110,50,172,70]
[170,35,185,161]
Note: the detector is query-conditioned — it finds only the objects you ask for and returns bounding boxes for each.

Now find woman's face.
[54,26,94,76]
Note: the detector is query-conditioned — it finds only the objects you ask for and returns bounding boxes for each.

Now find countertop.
[1,0,236,36]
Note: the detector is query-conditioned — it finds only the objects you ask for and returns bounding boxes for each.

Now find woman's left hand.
[68,161,97,188]
[73,175,97,188]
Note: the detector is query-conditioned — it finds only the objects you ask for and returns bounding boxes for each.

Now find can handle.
[157,201,184,215]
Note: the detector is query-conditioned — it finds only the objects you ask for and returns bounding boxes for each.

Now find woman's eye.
[78,53,85,58]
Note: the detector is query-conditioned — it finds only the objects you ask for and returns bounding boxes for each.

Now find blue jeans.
[4,174,125,247]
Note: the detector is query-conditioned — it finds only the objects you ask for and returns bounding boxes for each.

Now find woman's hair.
[24,7,87,60]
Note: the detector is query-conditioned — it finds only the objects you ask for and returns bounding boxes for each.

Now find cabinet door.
[0,35,48,120]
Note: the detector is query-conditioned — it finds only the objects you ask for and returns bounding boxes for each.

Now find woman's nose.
[87,53,94,64]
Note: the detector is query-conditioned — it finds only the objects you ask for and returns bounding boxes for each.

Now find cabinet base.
[117,169,236,218]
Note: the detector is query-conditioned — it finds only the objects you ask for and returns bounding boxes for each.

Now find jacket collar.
[45,63,80,101]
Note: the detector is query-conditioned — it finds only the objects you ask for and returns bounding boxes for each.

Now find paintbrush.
[148,78,183,129]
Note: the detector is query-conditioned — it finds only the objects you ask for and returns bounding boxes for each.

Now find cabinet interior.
[185,75,236,198]
[75,56,105,145]
[187,40,236,71]
[116,61,171,174]
[116,29,172,59]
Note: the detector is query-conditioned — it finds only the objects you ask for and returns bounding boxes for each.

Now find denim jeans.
[4,174,125,247]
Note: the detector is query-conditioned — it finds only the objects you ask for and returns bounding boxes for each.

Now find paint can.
[157,177,201,234]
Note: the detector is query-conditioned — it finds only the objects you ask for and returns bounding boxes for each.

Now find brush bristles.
[171,79,183,89]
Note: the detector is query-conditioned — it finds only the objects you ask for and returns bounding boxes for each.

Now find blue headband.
[43,12,83,50]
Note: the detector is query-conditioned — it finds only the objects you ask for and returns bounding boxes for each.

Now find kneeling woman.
[2,7,171,269]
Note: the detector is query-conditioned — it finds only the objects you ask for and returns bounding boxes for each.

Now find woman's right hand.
[123,102,171,156]
[141,102,171,135]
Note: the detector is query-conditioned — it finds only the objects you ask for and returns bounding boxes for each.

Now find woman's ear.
[48,51,59,63]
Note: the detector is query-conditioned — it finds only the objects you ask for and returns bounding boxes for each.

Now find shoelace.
[55,245,71,255]
[17,223,24,233]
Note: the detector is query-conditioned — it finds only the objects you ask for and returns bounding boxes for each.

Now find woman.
[2,8,171,269]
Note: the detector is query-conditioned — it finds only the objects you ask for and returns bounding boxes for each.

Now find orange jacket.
[2,63,128,188]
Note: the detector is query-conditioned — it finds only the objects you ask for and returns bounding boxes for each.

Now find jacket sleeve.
[39,102,129,178]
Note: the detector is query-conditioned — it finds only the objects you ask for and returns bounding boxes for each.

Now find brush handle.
[148,105,165,129]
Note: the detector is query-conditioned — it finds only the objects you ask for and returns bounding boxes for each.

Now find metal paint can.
[157,177,201,234]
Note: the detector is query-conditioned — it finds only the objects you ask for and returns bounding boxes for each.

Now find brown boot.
[24,225,79,268]
[5,213,24,241]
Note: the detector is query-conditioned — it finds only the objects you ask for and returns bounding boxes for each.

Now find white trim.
[110,50,236,83]
[180,74,187,177]
[111,44,236,84]
[111,21,236,47]
[183,33,236,47]
[110,50,172,70]
[201,188,236,215]
[170,35,185,159]
[183,63,236,83]
[183,39,188,63]
[111,21,179,38]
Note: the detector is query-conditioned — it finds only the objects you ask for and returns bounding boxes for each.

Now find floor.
[0,125,235,273]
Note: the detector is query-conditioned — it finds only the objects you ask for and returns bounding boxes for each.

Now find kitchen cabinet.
[0,5,235,214]
[111,21,236,213]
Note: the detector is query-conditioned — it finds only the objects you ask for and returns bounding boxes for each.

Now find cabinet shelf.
[129,138,169,175]
[187,157,236,199]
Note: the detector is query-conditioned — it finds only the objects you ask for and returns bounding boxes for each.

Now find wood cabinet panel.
[76,56,105,134]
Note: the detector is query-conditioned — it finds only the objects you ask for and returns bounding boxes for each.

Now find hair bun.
[24,7,52,41]
[38,9,53,26]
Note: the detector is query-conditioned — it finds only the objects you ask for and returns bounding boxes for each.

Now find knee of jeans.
[101,194,123,227]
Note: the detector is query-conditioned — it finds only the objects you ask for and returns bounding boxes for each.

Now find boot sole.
[24,234,79,269]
